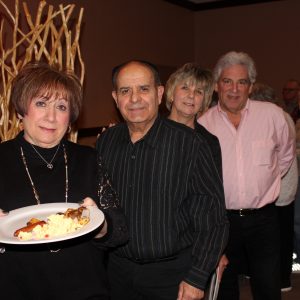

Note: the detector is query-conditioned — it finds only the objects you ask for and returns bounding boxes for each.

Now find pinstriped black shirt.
[96,116,229,289]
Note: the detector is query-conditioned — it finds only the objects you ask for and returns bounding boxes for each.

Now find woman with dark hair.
[0,61,127,300]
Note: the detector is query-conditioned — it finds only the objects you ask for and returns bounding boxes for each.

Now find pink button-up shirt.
[199,99,295,209]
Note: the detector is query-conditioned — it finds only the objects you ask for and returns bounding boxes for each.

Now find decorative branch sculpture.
[0,0,84,142]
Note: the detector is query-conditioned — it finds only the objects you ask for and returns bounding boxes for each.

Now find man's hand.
[177,281,204,300]
[217,254,229,281]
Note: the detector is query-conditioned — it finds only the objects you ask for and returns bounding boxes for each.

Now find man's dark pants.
[217,204,281,300]
[277,202,294,288]
[108,248,192,300]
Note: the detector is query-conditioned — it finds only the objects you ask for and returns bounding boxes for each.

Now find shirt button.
[131,155,135,159]
[118,226,127,232]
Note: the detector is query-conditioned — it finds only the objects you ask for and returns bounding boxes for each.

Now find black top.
[96,116,229,289]
[0,132,127,300]
[194,121,223,179]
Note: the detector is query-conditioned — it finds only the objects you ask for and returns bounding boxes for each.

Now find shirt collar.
[217,98,250,116]
[121,115,162,148]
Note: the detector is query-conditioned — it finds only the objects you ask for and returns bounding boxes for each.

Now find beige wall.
[2,0,300,128]
[1,0,194,128]
[194,0,300,98]
[79,0,194,127]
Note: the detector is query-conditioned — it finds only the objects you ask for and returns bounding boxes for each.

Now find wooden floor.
[240,273,300,300]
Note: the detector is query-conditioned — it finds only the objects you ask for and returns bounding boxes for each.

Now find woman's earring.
[17,114,23,130]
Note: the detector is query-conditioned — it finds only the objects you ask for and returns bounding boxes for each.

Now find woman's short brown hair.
[11,61,82,123]
[165,63,214,114]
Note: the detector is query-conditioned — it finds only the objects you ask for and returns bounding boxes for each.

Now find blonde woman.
[166,62,222,177]
[166,63,228,289]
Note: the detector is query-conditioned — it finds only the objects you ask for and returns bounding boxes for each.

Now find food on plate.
[64,207,90,225]
[14,220,46,237]
[14,207,90,241]
[27,218,42,225]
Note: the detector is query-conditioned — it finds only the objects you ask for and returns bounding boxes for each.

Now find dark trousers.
[217,204,281,300]
[107,249,191,300]
[294,178,300,261]
[277,202,294,288]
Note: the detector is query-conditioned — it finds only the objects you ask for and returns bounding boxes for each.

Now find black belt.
[227,203,274,217]
[113,247,192,265]
[127,255,177,265]
[117,248,192,265]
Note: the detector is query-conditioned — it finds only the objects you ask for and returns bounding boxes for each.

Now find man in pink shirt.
[199,51,295,300]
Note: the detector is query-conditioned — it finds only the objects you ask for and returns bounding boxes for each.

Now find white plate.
[0,203,104,244]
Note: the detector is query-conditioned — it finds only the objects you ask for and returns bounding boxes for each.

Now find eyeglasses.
[282,88,299,93]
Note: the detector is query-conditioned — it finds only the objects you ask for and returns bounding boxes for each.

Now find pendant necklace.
[20,144,69,205]
[30,142,60,169]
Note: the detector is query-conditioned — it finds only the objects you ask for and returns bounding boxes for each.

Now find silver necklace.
[30,143,60,169]
[20,144,69,205]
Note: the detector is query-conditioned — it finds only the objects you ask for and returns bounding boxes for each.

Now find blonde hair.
[165,63,214,114]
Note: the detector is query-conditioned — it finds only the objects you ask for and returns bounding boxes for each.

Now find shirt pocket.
[252,140,275,166]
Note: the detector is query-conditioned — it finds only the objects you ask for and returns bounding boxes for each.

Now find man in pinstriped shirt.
[96,60,228,300]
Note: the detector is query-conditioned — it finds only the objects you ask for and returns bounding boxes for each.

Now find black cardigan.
[0,132,127,300]
[195,121,223,180]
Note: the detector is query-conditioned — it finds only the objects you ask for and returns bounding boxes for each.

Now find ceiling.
[164,0,282,11]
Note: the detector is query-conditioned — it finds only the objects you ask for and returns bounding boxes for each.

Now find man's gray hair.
[213,51,257,84]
